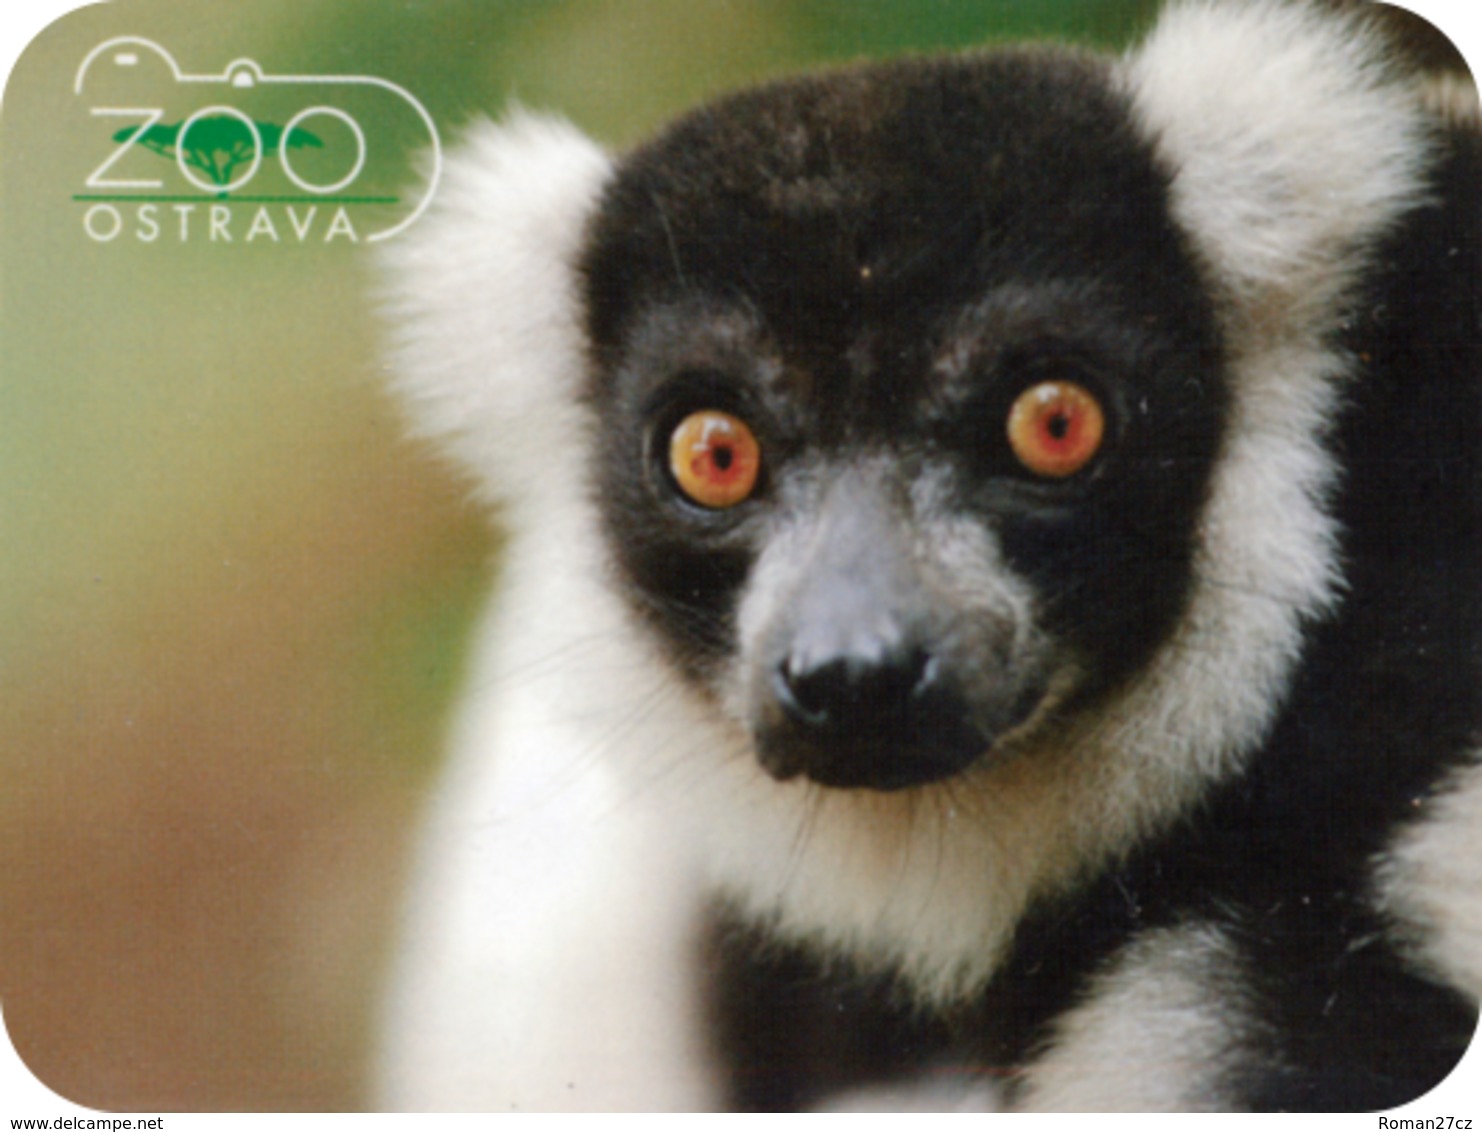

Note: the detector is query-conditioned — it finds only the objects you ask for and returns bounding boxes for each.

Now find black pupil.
[1046,412,1071,441]
[713,445,734,471]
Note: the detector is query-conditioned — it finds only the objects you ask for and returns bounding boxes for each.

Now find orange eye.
[1006,380,1106,479]
[668,410,762,509]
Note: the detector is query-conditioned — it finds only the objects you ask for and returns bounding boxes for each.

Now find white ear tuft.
[1121,0,1434,324]
[378,113,613,523]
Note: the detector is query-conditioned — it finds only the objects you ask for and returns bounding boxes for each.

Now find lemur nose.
[773,644,935,735]
[761,638,988,791]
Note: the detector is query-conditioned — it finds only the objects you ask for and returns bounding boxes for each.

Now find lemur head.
[383,0,1437,997]
[581,49,1226,792]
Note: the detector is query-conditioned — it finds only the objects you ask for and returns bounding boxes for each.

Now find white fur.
[376,566,722,1109]
[376,2,1443,1107]
[1017,922,1252,1110]
[1109,0,1433,807]
[1120,0,1432,319]
[817,1079,1002,1112]
[378,114,612,532]
[376,116,722,1109]
[1374,756,1482,1003]
[1421,71,1482,127]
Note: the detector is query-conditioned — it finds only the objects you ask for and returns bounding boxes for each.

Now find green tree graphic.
[116,117,324,195]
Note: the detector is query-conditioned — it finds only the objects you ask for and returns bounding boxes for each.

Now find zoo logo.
[122,114,335,195]
[74,37,442,246]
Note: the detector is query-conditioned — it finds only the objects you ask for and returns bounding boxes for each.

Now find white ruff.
[1374,756,1482,1003]
[1017,922,1251,1110]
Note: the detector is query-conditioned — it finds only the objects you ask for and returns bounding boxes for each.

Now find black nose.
[761,640,987,790]
[774,645,933,732]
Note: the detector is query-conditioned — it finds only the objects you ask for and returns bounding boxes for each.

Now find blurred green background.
[2,0,1160,1111]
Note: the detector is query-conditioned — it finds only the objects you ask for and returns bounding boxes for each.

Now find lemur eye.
[668,410,762,509]
[1006,380,1106,479]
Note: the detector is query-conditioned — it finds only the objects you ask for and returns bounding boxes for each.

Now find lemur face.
[582,51,1227,791]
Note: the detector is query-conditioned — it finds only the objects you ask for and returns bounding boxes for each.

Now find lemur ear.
[1120,0,1433,325]
[379,113,614,524]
